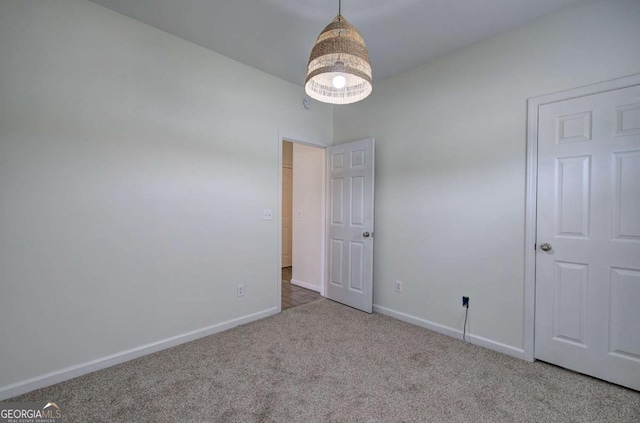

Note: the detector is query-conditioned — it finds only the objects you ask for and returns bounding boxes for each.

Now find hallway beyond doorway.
[281,267,322,310]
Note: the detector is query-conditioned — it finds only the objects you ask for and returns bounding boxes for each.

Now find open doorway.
[281,140,325,310]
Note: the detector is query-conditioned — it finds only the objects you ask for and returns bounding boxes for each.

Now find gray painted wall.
[334,0,640,351]
[0,0,332,391]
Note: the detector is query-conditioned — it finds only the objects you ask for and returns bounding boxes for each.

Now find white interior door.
[535,84,640,390]
[326,138,375,313]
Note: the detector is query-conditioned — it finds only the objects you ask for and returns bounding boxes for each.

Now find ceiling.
[90,0,585,86]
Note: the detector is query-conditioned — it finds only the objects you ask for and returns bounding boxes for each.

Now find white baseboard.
[373,304,525,360]
[0,307,279,401]
[290,279,321,293]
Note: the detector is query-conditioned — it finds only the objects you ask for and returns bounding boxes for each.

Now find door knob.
[363,232,370,238]
[540,243,552,251]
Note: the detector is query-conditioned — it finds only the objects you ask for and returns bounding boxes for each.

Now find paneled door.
[535,84,640,390]
[326,139,375,313]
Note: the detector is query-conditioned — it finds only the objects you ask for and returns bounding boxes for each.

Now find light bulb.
[332,74,346,89]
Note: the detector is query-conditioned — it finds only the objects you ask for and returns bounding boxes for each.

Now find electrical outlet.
[395,280,403,293]
[462,296,469,307]
[263,209,273,220]
[237,284,245,297]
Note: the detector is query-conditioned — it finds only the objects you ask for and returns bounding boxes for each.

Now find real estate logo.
[0,402,63,423]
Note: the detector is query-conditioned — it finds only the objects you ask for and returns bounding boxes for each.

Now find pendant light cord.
[339,0,341,16]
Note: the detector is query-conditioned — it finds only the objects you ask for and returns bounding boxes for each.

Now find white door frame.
[276,132,328,313]
[524,73,640,362]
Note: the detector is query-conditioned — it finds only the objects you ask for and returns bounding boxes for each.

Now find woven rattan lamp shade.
[305,14,372,105]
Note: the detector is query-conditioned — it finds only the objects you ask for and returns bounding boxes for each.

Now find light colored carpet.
[10,300,640,422]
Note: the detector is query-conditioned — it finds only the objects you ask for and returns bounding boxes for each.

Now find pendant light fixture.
[305,0,372,105]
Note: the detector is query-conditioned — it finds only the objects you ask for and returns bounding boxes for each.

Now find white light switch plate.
[263,209,273,220]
